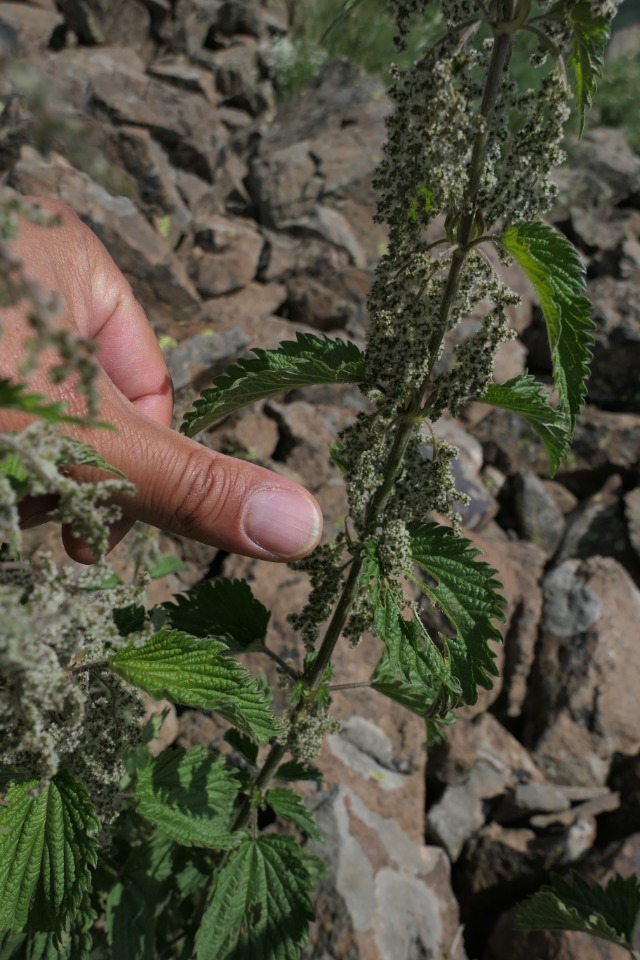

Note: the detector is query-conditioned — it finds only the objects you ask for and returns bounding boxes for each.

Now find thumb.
[64,393,323,564]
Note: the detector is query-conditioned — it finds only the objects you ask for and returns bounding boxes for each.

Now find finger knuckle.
[168,449,238,533]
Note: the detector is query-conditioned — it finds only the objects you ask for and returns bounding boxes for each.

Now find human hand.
[0,197,323,564]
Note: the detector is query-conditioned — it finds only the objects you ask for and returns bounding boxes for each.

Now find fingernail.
[244,489,322,558]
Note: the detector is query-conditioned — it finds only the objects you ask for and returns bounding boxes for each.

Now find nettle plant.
[1,0,640,957]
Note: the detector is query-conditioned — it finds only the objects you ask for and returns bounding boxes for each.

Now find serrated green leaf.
[371,651,456,726]
[516,872,640,950]
[501,222,593,434]
[110,629,280,744]
[370,569,460,702]
[162,580,270,652]
[266,789,322,844]
[359,541,460,702]
[0,773,99,937]
[568,1,611,136]
[195,835,316,960]
[408,522,505,705]
[480,375,570,477]
[134,748,240,849]
[181,334,365,436]
[273,761,323,783]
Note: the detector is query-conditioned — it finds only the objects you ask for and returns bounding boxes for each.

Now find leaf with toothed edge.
[180,334,365,436]
[160,579,270,652]
[407,522,506,705]
[195,835,317,960]
[568,1,612,136]
[110,629,280,744]
[516,871,640,951]
[0,773,99,937]
[501,222,594,435]
[479,374,570,476]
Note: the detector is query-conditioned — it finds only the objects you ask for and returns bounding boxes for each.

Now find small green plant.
[0,1,628,957]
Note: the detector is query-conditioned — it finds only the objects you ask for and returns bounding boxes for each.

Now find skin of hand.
[0,197,323,564]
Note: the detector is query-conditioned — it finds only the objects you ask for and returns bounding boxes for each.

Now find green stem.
[231,10,513,839]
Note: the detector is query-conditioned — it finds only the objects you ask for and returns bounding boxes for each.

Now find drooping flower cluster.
[0,558,147,820]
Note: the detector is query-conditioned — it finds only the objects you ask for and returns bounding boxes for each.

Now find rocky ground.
[2,2,640,958]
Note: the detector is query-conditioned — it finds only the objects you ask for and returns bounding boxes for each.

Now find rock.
[427,712,545,791]
[0,2,62,55]
[285,274,358,331]
[474,404,640,490]
[248,59,390,261]
[555,475,639,576]
[512,469,565,557]
[497,539,546,719]
[470,406,554,478]
[281,206,367,268]
[41,46,229,184]
[485,834,640,960]
[588,273,640,411]
[163,326,249,393]
[148,57,219,103]
[210,408,280,462]
[142,696,179,756]
[200,283,289,341]
[625,487,640,563]
[117,125,192,242]
[565,406,640,483]
[426,760,508,861]
[426,713,547,854]
[265,399,354,495]
[457,822,572,957]
[214,0,264,40]
[553,127,640,211]
[58,0,152,58]
[190,215,264,296]
[525,557,640,785]
[542,479,579,515]
[508,782,572,817]
[306,785,468,960]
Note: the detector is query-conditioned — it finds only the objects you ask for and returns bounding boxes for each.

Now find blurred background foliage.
[268,0,640,151]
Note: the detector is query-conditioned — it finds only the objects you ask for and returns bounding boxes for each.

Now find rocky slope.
[3,2,640,958]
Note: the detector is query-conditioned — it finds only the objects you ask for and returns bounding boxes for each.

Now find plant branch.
[261,646,301,681]
[231,7,513,839]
